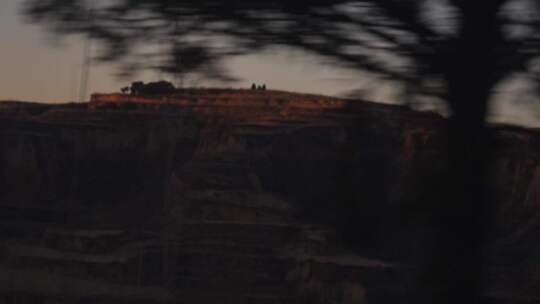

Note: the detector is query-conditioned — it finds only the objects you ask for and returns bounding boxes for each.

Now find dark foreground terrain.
[1,90,540,303]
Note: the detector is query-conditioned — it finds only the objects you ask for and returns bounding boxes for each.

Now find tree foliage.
[22,0,540,108]
[129,80,176,95]
[21,1,540,303]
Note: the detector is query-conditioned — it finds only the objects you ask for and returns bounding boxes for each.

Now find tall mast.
[78,4,93,103]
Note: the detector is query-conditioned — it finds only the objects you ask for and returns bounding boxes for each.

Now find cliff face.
[1,91,540,303]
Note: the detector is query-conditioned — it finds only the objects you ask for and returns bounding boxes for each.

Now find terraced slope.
[1,90,540,303]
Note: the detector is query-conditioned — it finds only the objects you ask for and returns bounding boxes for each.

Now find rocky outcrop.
[1,91,540,303]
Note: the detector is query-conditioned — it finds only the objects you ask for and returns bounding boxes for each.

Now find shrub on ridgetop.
[129,81,176,95]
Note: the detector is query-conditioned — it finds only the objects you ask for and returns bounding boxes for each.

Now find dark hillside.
[0,91,539,303]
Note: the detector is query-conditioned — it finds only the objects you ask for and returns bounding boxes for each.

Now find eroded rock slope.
[0,90,539,303]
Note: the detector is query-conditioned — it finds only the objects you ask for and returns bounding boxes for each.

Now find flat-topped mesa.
[89,89,443,128]
[90,90,346,109]
[90,89,428,111]
[3,93,540,303]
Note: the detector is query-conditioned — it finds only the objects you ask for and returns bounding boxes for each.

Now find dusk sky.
[1,0,540,127]
[0,0,365,104]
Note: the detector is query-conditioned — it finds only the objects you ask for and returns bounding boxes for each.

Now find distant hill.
[1,89,540,303]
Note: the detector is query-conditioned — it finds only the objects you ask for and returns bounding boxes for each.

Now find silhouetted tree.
[120,86,130,94]
[251,83,257,90]
[129,81,176,95]
[129,81,145,95]
[143,81,176,95]
[22,1,540,303]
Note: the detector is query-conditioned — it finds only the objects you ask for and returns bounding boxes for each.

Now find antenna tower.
[78,4,93,103]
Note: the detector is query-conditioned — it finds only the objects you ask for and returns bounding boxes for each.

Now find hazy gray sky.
[0,0,365,103]
[1,0,539,127]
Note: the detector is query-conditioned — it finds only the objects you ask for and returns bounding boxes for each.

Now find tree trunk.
[419,84,491,304]
[415,4,502,303]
